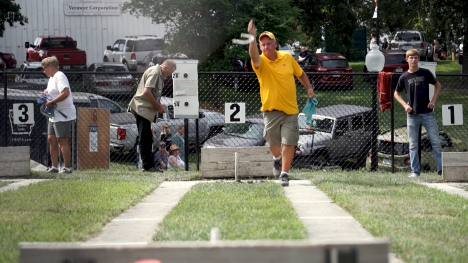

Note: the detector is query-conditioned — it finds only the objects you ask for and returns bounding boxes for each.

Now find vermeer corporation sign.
[64,0,121,16]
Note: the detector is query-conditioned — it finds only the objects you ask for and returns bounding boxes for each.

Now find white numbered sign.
[13,103,34,124]
[225,103,245,123]
[442,104,463,126]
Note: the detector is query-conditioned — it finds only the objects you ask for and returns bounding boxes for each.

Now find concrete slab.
[87,181,199,244]
[419,183,468,199]
[0,179,50,193]
[283,180,375,242]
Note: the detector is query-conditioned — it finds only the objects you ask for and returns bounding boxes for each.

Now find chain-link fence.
[1,69,467,173]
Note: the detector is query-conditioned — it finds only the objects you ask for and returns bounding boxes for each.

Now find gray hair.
[162,59,177,70]
[41,56,60,69]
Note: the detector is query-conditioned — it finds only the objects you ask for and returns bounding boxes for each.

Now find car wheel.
[123,61,129,70]
[103,56,109,62]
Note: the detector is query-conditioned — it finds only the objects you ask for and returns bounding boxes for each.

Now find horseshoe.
[232,33,254,45]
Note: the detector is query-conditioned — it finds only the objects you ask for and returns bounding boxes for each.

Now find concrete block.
[20,239,389,263]
[442,152,468,182]
[201,146,273,178]
[0,146,30,176]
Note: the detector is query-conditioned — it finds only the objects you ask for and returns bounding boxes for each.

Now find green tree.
[122,0,300,68]
[0,0,28,37]
[293,0,358,58]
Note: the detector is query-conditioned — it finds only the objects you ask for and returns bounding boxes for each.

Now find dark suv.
[294,104,376,168]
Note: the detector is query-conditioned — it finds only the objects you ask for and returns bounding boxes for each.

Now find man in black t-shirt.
[394,49,443,178]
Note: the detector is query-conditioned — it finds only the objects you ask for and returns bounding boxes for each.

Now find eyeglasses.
[42,65,50,71]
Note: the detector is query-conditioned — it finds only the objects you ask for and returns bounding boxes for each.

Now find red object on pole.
[377,72,393,112]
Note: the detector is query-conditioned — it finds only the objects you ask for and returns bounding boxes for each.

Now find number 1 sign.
[225,103,245,123]
[442,104,463,126]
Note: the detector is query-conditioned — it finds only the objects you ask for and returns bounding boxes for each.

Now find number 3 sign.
[13,103,34,124]
[225,103,245,123]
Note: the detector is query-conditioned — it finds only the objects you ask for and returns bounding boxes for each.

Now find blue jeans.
[407,112,442,175]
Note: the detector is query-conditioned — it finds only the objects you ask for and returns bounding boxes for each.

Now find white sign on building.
[64,1,121,16]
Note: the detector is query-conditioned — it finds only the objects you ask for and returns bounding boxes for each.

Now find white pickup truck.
[109,97,225,153]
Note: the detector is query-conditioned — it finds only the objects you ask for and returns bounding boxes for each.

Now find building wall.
[0,0,165,67]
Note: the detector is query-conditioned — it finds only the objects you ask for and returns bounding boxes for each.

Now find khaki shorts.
[48,120,73,138]
[263,111,299,147]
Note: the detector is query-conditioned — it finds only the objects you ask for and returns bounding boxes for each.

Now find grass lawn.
[349,59,461,73]
[295,170,468,263]
[0,168,197,263]
[1,169,468,263]
[0,181,8,188]
[153,182,308,241]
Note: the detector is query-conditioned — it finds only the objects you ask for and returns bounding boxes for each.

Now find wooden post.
[77,108,110,170]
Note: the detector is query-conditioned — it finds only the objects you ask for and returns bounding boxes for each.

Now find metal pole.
[390,74,395,173]
[370,74,379,171]
[184,118,189,171]
[195,118,200,171]
[376,0,380,48]
[3,69,7,147]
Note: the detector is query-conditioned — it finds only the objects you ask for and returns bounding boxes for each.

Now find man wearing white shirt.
[41,56,76,174]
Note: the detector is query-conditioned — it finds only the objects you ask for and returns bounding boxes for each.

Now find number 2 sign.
[442,104,463,126]
[225,103,245,123]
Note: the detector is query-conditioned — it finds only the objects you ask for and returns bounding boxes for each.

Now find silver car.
[390,30,433,60]
[82,62,136,95]
[203,115,266,148]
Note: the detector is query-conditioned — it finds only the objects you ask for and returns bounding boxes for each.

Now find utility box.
[76,108,110,170]
[172,59,199,119]
[418,62,437,100]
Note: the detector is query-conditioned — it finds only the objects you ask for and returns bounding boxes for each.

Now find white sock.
[63,167,71,171]
[273,155,281,161]
[281,171,288,175]
[51,166,57,170]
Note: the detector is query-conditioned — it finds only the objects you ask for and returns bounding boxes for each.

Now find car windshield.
[96,66,127,72]
[394,33,420,42]
[298,115,335,133]
[225,123,264,139]
[41,38,74,48]
[385,55,407,64]
[321,59,348,68]
[129,39,164,52]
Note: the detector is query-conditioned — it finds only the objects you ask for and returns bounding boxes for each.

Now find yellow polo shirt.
[252,51,303,115]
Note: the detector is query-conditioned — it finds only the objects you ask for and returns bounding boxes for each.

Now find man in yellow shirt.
[248,19,316,186]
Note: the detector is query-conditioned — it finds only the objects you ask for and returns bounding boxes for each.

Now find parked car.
[279,44,296,59]
[135,52,188,96]
[15,62,49,85]
[109,97,225,153]
[0,88,126,165]
[363,51,408,82]
[82,62,136,96]
[366,126,467,172]
[203,114,265,148]
[0,52,17,69]
[294,104,375,168]
[299,53,353,90]
[25,35,87,71]
[390,30,432,61]
[103,35,164,71]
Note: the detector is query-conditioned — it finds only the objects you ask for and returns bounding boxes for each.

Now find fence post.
[370,73,379,171]
[3,69,7,147]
